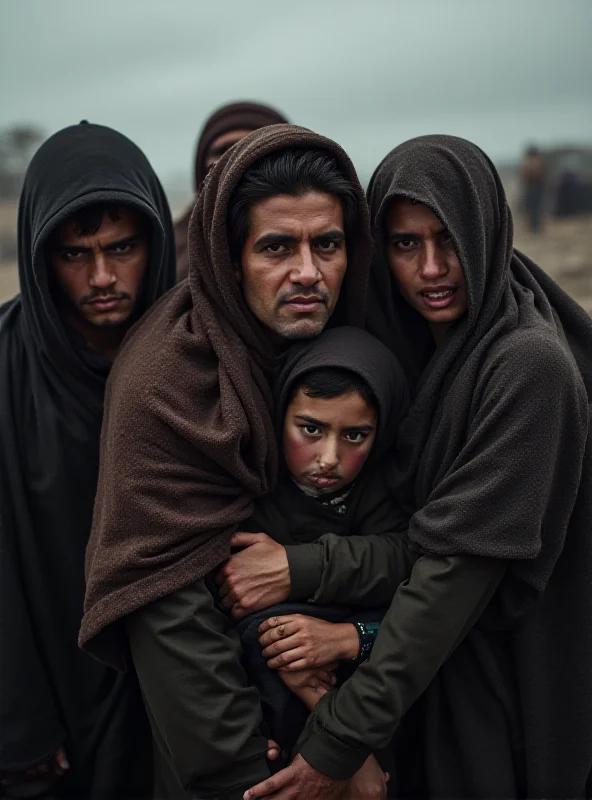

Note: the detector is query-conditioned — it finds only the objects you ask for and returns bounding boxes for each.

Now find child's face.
[283,388,377,494]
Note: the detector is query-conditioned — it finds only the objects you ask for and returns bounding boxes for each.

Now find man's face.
[283,388,377,495]
[205,128,254,174]
[238,191,347,340]
[385,198,467,342]
[48,206,149,330]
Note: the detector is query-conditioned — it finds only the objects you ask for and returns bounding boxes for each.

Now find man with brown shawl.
[245,135,592,799]
[174,101,288,281]
[79,125,373,798]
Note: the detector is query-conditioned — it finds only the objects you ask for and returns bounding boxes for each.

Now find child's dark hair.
[291,366,377,410]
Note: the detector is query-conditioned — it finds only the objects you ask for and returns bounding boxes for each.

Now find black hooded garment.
[297,136,592,798]
[237,326,414,755]
[0,123,176,796]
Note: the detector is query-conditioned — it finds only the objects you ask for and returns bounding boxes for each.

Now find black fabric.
[0,123,176,797]
[236,604,386,757]
[237,327,409,757]
[366,135,592,797]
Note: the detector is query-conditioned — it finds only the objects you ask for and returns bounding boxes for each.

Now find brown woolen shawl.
[367,135,592,795]
[175,102,289,280]
[80,124,372,671]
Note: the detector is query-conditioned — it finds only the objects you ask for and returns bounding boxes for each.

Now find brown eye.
[264,243,287,254]
[344,431,367,443]
[394,238,416,251]
[299,424,321,437]
[316,239,338,251]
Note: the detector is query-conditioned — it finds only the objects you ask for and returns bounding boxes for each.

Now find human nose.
[318,436,340,470]
[418,241,448,280]
[290,244,322,287]
[89,252,117,290]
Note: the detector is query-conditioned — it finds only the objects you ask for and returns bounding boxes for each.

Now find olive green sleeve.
[308,530,420,606]
[297,553,508,779]
[125,578,271,797]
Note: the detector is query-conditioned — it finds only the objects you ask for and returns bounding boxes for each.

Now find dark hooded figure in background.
[174,100,288,280]
[0,122,176,798]
[246,135,592,800]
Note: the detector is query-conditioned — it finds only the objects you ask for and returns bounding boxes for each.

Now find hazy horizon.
[1,0,591,201]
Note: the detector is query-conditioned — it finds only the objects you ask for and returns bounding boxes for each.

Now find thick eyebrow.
[254,229,346,250]
[295,414,328,428]
[343,424,375,433]
[254,232,299,249]
[102,233,143,250]
[311,229,345,244]
[390,227,446,239]
[54,234,142,253]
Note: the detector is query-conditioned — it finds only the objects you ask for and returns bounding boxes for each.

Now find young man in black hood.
[0,122,176,798]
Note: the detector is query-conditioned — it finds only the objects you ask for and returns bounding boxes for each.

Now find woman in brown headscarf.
[174,101,288,280]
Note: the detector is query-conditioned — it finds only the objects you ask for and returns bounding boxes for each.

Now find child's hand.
[277,665,336,710]
[258,614,359,669]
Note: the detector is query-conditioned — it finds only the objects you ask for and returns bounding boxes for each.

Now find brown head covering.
[175,101,289,280]
[367,135,592,796]
[80,124,372,670]
[193,100,289,190]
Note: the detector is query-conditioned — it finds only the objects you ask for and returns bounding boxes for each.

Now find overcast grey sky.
[1,0,591,200]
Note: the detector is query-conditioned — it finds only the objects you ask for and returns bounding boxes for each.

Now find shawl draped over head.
[175,101,289,280]
[80,124,373,671]
[193,100,289,190]
[275,325,410,465]
[0,123,175,779]
[367,134,592,796]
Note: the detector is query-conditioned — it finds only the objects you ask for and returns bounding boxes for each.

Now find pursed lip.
[86,296,121,311]
[306,473,341,488]
[283,296,324,313]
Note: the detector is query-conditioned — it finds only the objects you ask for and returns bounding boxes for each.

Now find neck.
[62,309,130,361]
[428,321,450,346]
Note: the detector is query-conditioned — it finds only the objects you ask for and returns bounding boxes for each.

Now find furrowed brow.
[312,229,345,243]
[103,234,142,250]
[54,243,91,253]
[254,232,298,248]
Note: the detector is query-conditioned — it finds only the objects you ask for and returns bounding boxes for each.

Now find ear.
[233,262,242,284]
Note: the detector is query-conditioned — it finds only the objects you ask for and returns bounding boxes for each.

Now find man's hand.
[215,533,290,619]
[244,753,346,799]
[259,614,359,669]
[341,755,389,800]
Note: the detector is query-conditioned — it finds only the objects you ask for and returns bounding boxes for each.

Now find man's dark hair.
[228,148,358,261]
[291,366,377,410]
[68,203,123,237]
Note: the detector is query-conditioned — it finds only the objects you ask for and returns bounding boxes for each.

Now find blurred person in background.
[174,100,288,280]
[0,122,176,799]
[520,144,547,232]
